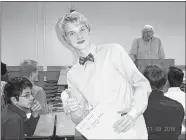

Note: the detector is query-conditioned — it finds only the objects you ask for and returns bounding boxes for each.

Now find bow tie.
[79,53,94,65]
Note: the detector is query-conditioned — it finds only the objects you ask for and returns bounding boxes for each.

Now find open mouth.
[77,40,85,44]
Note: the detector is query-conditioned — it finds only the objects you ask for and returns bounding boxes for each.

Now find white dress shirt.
[65,43,152,138]
[165,87,185,111]
[165,87,185,133]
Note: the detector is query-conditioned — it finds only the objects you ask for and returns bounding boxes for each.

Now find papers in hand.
[75,103,137,139]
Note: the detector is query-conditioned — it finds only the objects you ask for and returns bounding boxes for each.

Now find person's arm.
[158,39,165,59]
[24,114,40,136]
[67,74,89,125]
[129,38,138,62]
[3,117,22,140]
[111,44,152,121]
[34,88,47,113]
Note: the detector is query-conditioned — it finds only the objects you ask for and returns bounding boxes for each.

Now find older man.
[129,25,165,63]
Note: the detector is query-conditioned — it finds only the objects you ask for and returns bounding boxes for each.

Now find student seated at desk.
[1,62,9,111]
[1,77,41,140]
[165,66,186,134]
[20,59,47,113]
[143,65,184,140]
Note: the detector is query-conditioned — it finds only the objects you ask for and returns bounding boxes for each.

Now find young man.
[1,77,41,140]
[143,65,184,140]
[165,66,185,133]
[58,11,152,139]
[20,59,47,113]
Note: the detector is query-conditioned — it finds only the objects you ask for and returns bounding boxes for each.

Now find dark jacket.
[143,90,184,140]
[1,104,40,140]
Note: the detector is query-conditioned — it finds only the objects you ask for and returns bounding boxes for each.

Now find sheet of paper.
[75,103,138,139]
[56,112,75,136]
[33,113,55,136]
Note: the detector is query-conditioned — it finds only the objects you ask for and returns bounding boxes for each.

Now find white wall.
[1,2,185,66]
[1,2,37,65]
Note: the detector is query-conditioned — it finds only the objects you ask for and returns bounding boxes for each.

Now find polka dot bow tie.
[79,53,94,65]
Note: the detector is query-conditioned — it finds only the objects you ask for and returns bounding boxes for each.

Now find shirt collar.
[168,87,181,92]
[149,89,164,100]
[8,104,27,118]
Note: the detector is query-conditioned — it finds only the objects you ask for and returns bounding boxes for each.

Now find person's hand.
[67,98,81,112]
[113,114,135,133]
[31,100,42,118]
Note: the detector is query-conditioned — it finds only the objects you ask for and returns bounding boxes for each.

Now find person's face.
[64,22,91,50]
[30,69,38,82]
[12,87,34,109]
[143,30,153,41]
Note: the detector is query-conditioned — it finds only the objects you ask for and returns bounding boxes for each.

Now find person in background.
[165,66,185,134]
[1,62,9,110]
[129,25,165,64]
[20,59,47,114]
[1,77,41,140]
[143,65,184,140]
[58,11,151,139]
[1,62,9,92]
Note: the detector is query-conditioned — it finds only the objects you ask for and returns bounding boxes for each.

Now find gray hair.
[141,24,154,34]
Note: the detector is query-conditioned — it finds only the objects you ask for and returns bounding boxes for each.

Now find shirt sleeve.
[129,38,138,62]
[110,43,152,121]
[3,117,22,140]
[67,74,89,125]
[158,39,165,59]
[34,88,47,113]
[24,115,40,136]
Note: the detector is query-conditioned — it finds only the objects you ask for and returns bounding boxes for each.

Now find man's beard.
[143,36,152,41]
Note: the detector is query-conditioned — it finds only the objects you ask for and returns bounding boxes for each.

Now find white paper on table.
[33,114,55,136]
[75,103,138,139]
[55,112,75,136]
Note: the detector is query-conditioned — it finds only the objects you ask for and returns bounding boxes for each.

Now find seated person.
[1,62,9,93]
[1,77,41,140]
[1,62,9,110]
[143,65,184,140]
[165,66,185,133]
[20,59,47,113]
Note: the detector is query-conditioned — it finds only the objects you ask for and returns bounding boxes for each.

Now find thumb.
[66,89,77,99]
[66,89,72,97]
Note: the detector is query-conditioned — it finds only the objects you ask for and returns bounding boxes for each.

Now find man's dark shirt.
[1,104,40,140]
[144,90,184,140]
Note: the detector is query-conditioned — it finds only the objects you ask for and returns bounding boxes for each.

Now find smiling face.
[58,11,91,51]
[64,22,91,50]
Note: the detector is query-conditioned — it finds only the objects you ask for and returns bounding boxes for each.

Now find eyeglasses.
[20,94,33,99]
[143,30,153,33]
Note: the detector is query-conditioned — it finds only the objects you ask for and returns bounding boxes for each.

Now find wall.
[1,2,185,66]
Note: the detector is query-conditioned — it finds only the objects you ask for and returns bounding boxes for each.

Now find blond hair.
[58,11,90,40]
